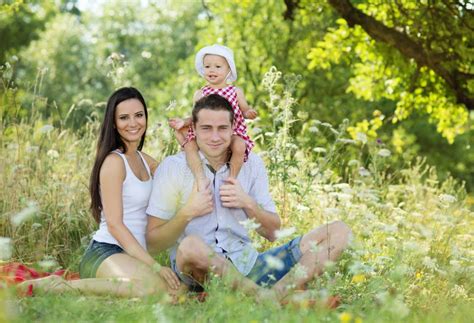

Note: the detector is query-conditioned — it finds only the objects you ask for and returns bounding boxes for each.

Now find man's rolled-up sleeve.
[249,155,277,213]
[146,157,180,220]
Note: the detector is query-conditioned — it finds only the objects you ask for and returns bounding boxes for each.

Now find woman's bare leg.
[18,253,175,299]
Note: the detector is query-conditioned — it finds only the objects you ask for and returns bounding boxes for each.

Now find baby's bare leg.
[171,124,191,146]
[229,136,247,178]
[184,139,209,191]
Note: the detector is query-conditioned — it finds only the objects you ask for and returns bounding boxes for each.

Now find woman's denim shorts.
[79,240,124,278]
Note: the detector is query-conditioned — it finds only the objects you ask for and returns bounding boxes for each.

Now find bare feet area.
[16,275,68,296]
[279,290,341,309]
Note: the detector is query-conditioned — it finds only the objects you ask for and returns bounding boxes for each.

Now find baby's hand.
[168,117,185,130]
[244,108,258,119]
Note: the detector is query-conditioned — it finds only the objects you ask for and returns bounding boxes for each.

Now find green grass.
[1,69,473,322]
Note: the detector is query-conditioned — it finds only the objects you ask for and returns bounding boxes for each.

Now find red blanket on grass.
[0,262,79,296]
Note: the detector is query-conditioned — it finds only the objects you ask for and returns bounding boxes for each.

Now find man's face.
[193,109,233,160]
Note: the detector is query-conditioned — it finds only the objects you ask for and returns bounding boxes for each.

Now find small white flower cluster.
[0,237,12,260]
[11,201,39,227]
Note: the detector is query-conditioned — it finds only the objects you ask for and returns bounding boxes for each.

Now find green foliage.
[0,1,59,63]
[308,1,473,141]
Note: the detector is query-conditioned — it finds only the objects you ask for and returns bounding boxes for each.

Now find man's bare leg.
[272,221,352,301]
[176,235,263,296]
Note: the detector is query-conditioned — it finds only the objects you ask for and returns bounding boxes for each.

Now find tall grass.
[1,66,472,321]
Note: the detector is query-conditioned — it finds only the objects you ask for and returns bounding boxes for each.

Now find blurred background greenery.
[1,0,473,192]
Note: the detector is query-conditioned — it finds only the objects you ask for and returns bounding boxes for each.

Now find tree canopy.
[1,0,472,190]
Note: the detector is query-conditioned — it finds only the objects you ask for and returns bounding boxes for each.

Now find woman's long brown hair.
[89,87,148,223]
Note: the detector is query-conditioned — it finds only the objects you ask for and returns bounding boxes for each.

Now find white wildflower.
[377,149,391,157]
[293,264,308,280]
[323,169,334,179]
[334,183,351,190]
[422,256,437,270]
[402,241,418,251]
[264,255,284,270]
[348,159,359,166]
[38,257,58,271]
[141,50,152,59]
[152,303,170,323]
[439,194,456,204]
[308,241,319,254]
[386,237,396,243]
[239,218,261,231]
[320,122,333,128]
[116,67,125,75]
[107,52,123,63]
[335,192,353,202]
[0,237,12,260]
[39,124,54,134]
[337,138,357,144]
[356,132,368,144]
[449,260,461,272]
[26,145,39,153]
[66,152,76,161]
[358,167,371,177]
[390,296,410,318]
[381,224,398,233]
[252,240,262,249]
[47,149,59,159]
[152,263,162,273]
[275,227,296,240]
[297,111,308,119]
[322,184,333,192]
[252,127,262,134]
[296,204,310,212]
[324,207,341,216]
[11,201,39,227]
[267,274,276,282]
[449,285,468,299]
[313,147,326,153]
[375,291,389,304]
[309,126,319,133]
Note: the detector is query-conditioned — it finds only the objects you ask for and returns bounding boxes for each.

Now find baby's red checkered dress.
[185,85,254,161]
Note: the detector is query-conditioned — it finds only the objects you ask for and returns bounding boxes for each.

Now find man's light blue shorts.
[171,236,303,290]
[246,236,303,287]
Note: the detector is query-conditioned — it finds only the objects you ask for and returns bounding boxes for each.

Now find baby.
[169,44,257,191]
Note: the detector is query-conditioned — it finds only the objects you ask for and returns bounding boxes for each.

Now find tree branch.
[327,0,474,110]
[283,0,299,20]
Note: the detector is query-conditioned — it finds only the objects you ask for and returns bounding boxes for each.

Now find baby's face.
[203,54,231,86]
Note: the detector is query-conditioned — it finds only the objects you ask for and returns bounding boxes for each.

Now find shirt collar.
[198,150,229,174]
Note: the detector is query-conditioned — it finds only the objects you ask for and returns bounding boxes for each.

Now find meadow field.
[1,68,472,322]
[1,1,473,321]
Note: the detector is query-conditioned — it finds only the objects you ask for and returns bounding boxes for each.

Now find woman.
[20,87,180,298]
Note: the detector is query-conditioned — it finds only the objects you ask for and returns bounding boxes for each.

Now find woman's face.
[114,98,146,145]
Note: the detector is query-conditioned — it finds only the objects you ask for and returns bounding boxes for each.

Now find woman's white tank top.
[92,150,152,249]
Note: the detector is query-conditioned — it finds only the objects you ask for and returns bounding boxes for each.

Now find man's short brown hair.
[192,94,234,124]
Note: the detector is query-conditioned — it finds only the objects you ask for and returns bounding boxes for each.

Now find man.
[146,94,352,303]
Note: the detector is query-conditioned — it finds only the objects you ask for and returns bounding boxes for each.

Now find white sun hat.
[195,44,237,82]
